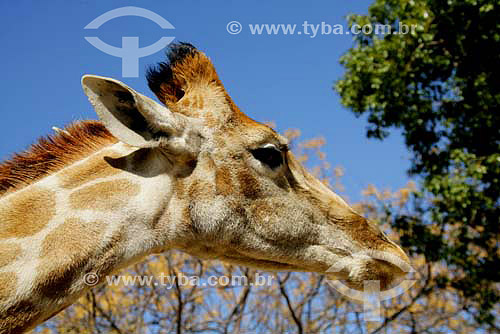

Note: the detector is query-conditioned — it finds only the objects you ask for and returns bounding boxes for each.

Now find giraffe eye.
[251,146,283,169]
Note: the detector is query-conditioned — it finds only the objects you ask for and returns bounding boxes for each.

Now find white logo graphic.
[226,21,243,34]
[83,272,99,286]
[84,6,175,77]
[326,250,417,322]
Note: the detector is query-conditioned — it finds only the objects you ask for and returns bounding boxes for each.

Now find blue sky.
[0,0,411,203]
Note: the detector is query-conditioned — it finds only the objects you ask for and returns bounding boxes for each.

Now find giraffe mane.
[0,121,117,197]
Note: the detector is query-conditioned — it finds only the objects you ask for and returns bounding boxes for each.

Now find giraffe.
[0,43,410,333]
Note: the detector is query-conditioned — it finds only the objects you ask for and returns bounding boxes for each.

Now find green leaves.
[336,0,500,328]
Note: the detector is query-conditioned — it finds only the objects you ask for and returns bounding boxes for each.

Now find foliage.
[336,0,500,328]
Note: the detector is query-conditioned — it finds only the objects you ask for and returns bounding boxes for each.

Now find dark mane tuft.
[0,121,116,196]
[146,42,198,104]
[166,42,198,65]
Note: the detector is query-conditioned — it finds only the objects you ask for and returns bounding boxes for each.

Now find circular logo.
[84,6,176,77]
[83,272,100,286]
[227,21,243,35]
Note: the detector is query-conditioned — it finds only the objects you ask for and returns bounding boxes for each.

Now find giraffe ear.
[82,75,199,151]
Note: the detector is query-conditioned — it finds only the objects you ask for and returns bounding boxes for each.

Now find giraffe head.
[82,43,410,290]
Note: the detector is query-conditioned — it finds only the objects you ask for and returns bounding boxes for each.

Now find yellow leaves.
[394,180,417,206]
[448,318,461,329]
[398,187,411,204]
[37,328,53,334]
[300,137,326,149]
[406,180,417,192]
[284,128,301,141]
[295,154,308,164]
[407,302,424,313]
[194,293,204,304]
[362,184,379,198]
[429,223,442,236]
[361,181,416,208]
[147,256,168,276]
[317,151,326,161]
[467,244,488,264]
[70,302,89,321]
[412,254,427,267]
[334,166,344,178]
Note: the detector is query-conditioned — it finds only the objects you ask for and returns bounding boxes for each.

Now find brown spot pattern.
[41,218,105,258]
[215,166,233,196]
[196,94,204,109]
[252,201,274,221]
[0,300,39,334]
[69,179,140,210]
[204,112,218,128]
[37,218,106,299]
[0,272,17,300]
[0,187,56,239]
[0,242,21,268]
[58,151,122,189]
[237,170,261,199]
[188,180,213,199]
[174,179,186,199]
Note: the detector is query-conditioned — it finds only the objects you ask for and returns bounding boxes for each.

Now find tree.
[336,0,500,328]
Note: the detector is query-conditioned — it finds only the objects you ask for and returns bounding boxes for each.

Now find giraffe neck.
[0,142,175,333]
